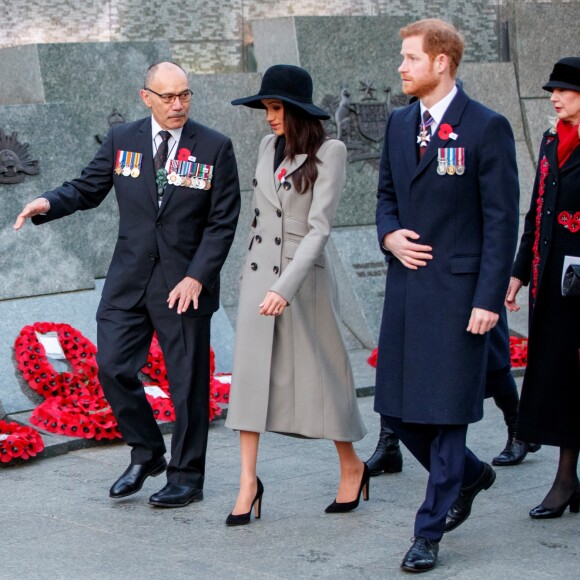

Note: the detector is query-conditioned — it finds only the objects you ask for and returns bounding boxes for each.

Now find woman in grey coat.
[225,65,367,525]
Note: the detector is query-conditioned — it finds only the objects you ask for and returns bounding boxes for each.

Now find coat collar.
[543,126,580,175]
[157,118,197,216]
[255,135,308,208]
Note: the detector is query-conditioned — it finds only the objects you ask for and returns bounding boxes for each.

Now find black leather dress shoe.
[109,456,167,499]
[149,482,204,508]
[444,462,496,533]
[401,536,439,573]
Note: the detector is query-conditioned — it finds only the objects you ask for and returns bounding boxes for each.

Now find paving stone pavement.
[1,389,578,579]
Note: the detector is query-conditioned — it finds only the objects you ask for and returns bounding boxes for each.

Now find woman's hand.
[259,291,288,316]
[505,277,523,312]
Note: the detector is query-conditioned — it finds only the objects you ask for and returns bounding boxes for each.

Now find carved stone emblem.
[95,108,127,144]
[319,80,410,168]
[0,129,40,184]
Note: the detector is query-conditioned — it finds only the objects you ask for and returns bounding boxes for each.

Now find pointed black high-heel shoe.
[226,477,264,526]
[529,487,580,519]
[325,463,370,513]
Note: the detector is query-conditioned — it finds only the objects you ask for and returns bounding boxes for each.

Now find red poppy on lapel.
[438,123,454,140]
[177,147,191,161]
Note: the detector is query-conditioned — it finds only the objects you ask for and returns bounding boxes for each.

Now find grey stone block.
[515,2,580,98]
[36,42,172,105]
[251,17,300,71]
[459,62,525,141]
[0,46,45,105]
[328,226,386,349]
[516,140,537,218]
[522,97,554,160]
[0,104,98,301]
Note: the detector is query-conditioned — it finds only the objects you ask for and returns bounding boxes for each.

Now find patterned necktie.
[418,110,434,159]
[153,130,171,171]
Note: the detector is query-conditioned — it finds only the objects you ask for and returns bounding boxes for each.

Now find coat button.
[255,208,260,216]
[546,208,552,215]
[273,266,279,274]
[149,253,158,261]
[255,235,262,243]
[251,262,258,271]
[274,237,281,245]
[252,178,258,187]
[276,209,282,217]
[156,222,162,228]
[283,181,291,190]
[543,237,549,245]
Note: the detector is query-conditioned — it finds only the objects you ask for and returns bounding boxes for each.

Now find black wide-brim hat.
[543,57,580,92]
[231,64,330,120]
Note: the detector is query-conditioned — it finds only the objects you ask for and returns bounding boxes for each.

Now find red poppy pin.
[177,148,191,161]
[438,123,457,140]
[277,168,287,183]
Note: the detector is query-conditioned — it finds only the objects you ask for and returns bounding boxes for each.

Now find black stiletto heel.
[325,463,370,513]
[226,477,264,526]
[529,487,580,519]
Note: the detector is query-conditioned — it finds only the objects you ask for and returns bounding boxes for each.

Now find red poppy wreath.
[0,420,44,464]
[15,323,231,441]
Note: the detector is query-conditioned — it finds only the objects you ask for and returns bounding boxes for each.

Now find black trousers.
[96,264,211,489]
[384,415,484,542]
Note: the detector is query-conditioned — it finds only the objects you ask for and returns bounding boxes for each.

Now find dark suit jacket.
[33,117,240,317]
[374,88,519,424]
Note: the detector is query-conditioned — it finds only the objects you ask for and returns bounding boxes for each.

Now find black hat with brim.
[543,57,580,92]
[231,64,330,120]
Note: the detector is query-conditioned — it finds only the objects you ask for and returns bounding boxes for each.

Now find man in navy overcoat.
[375,20,519,572]
[15,62,241,508]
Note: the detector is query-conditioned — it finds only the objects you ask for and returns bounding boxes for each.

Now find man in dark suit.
[375,20,519,571]
[14,61,241,508]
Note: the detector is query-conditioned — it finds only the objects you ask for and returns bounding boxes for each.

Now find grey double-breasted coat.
[225,135,366,441]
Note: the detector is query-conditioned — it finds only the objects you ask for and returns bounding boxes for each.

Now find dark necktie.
[418,110,433,160]
[153,130,171,171]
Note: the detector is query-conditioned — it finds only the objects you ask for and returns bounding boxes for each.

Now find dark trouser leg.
[385,416,470,542]
[366,415,403,475]
[96,299,165,464]
[487,366,540,466]
[145,265,211,489]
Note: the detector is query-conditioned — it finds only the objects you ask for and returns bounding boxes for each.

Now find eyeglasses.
[144,87,193,104]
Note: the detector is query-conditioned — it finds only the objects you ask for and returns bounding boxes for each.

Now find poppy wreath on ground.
[14,322,101,399]
[142,333,231,421]
[30,395,121,441]
[0,420,45,464]
[15,324,231,442]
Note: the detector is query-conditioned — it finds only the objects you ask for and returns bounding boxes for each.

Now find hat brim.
[231,94,330,120]
[543,80,580,92]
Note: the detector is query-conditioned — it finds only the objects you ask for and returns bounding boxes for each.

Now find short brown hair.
[400,19,464,76]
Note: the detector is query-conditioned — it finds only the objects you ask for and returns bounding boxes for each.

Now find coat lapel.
[157,119,197,216]
[254,136,307,208]
[544,132,559,177]
[135,117,160,211]
[414,88,470,178]
[402,103,420,173]
[274,153,308,193]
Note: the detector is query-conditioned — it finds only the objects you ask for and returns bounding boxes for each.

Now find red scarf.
[557,119,580,168]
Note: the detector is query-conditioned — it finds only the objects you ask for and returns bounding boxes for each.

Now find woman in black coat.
[506,57,580,519]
